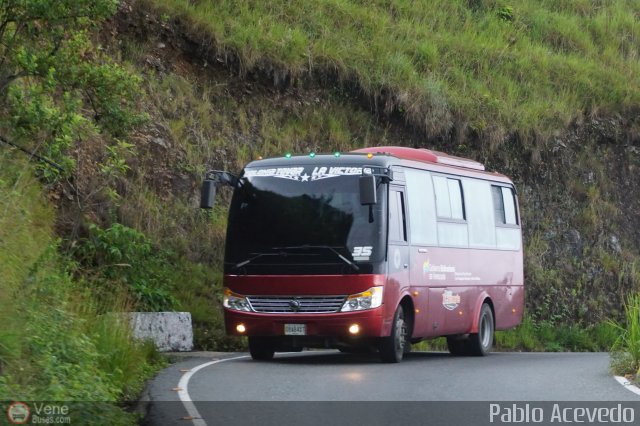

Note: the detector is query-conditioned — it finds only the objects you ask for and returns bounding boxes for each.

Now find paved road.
[142,351,639,426]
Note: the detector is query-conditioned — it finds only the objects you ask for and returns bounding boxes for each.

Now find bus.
[201,146,524,363]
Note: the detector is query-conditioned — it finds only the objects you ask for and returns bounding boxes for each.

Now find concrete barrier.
[129,312,193,352]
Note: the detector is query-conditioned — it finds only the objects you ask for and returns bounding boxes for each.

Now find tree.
[0,0,143,178]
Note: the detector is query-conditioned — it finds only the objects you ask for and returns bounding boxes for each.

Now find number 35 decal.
[352,246,373,260]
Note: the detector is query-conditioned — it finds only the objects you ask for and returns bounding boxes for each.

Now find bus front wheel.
[248,337,275,361]
[379,305,408,363]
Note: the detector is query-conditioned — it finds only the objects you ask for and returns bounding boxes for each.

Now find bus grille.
[247,295,346,313]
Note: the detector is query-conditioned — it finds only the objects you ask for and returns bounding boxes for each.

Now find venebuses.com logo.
[6,401,71,424]
[6,402,30,424]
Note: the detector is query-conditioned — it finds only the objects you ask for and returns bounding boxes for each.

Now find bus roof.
[244,147,512,183]
[352,146,485,171]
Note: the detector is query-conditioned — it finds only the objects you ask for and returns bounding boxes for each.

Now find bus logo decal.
[289,299,301,312]
[442,290,461,311]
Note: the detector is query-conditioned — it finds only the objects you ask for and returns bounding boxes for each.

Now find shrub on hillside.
[78,223,176,312]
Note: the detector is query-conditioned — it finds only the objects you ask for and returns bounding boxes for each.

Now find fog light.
[348,324,360,335]
[236,324,246,333]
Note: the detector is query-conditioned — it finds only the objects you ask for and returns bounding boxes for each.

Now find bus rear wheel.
[248,337,275,361]
[468,303,494,356]
[379,305,408,363]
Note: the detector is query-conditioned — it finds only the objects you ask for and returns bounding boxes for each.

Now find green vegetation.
[77,223,177,312]
[0,0,144,178]
[496,317,618,352]
[414,316,618,353]
[149,0,640,141]
[0,1,163,421]
[610,294,640,379]
[0,155,163,423]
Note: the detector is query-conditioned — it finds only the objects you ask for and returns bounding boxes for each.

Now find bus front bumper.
[224,307,385,338]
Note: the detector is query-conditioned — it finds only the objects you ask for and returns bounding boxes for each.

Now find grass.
[413,316,619,353]
[610,294,640,378]
[148,0,640,143]
[0,153,163,423]
[142,69,390,173]
[0,151,54,378]
[496,316,618,352]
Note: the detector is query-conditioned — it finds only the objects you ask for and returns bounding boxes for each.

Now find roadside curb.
[614,376,640,397]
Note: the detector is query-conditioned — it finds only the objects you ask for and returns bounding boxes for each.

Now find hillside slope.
[122,0,640,324]
[149,0,640,143]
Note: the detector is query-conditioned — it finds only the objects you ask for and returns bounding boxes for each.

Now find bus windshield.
[225,167,386,274]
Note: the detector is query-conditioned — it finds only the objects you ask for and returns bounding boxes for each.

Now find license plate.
[284,324,306,335]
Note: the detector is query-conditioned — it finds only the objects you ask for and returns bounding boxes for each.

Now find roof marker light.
[285,152,292,159]
[334,151,341,158]
[309,152,316,158]
[367,153,373,159]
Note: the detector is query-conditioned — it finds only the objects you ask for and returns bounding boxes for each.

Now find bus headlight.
[223,288,252,312]
[341,286,383,312]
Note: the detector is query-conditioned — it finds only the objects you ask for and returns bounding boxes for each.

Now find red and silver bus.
[201,146,524,362]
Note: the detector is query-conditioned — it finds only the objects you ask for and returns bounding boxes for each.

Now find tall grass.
[610,294,640,376]
[0,154,163,423]
[0,151,53,374]
[410,316,617,353]
[148,0,640,142]
[496,316,618,352]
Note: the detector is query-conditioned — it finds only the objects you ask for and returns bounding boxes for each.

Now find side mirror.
[359,175,377,205]
[200,180,217,209]
[200,170,240,209]
[217,171,238,187]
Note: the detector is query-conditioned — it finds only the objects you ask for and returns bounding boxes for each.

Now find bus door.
[385,186,410,325]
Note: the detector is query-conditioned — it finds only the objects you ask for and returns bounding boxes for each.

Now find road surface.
[141,351,640,426]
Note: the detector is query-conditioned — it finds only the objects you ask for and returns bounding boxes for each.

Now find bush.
[78,223,176,312]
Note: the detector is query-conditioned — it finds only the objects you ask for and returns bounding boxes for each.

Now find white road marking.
[177,355,250,426]
[176,351,333,424]
[614,376,640,397]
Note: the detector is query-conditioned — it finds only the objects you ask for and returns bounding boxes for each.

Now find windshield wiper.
[232,250,313,270]
[272,245,360,272]
[233,252,279,270]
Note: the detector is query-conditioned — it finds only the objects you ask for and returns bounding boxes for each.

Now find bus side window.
[492,185,506,224]
[405,169,437,246]
[492,185,518,226]
[389,189,407,242]
[433,176,465,220]
[502,187,518,225]
[493,185,521,250]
